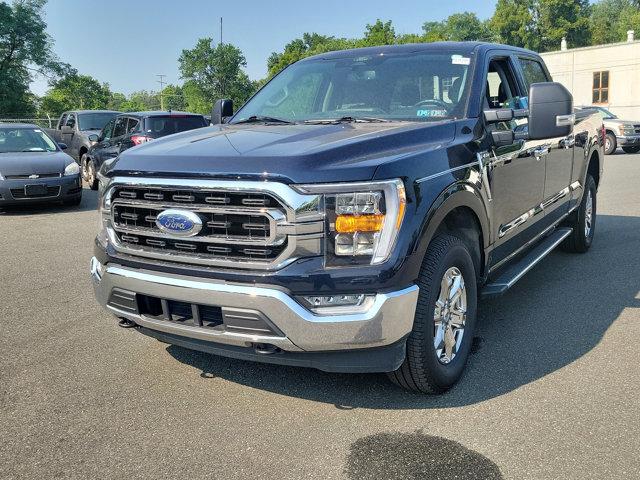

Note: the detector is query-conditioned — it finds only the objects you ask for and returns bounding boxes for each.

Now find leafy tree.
[442,13,495,42]
[179,39,255,109]
[0,0,71,116]
[267,33,354,77]
[39,74,111,116]
[182,80,211,114]
[107,92,126,111]
[359,20,395,46]
[118,90,159,112]
[490,0,590,51]
[160,84,186,111]
[591,0,640,44]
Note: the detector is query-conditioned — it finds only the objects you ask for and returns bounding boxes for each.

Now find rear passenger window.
[519,58,549,90]
[113,117,127,137]
[126,118,139,133]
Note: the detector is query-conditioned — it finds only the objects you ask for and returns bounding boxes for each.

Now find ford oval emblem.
[156,209,202,237]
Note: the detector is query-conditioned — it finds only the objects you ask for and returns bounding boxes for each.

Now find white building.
[541,31,640,119]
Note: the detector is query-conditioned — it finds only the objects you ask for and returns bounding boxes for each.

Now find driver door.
[482,55,546,267]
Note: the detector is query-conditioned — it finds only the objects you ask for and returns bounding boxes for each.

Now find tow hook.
[118,318,137,328]
[253,343,281,355]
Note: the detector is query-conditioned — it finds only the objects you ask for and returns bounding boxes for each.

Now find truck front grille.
[106,179,323,270]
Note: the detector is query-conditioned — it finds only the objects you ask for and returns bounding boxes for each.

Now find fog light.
[298,294,375,315]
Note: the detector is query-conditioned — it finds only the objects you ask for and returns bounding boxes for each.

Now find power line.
[156,74,167,110]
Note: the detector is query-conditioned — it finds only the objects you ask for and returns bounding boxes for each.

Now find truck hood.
[604,119,640,127]
[0,151,70,177]
[107,121,456,183]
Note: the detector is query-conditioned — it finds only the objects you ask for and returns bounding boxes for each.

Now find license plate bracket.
[25,184,48,197]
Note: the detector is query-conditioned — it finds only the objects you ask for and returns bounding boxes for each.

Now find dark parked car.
[44,110,118,163]
[0,124,82,207]
[82,111,208,189]
[92,43,603,393]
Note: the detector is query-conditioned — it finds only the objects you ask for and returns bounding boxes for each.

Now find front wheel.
[387,234,477,394]
[85,158,99,190]
[562,174,597,253]
[604,132,617,155]
[622,146,640,154]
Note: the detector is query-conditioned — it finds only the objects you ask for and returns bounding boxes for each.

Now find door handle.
[532,146,550,160]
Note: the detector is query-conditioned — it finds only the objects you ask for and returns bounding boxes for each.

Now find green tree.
[359,19,396,46]
[39,74,111,116]
[182,80,211,114]
[118,90,159,112]
[0,0,71,116]
[267,33,354,77]
[490,0,591,51]
[591,0,640,44]
[179,39,255,109]
[442,13,495,42]
[160,84,186,111]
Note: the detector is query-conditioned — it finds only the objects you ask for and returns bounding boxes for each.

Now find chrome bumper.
[617,134,640,145]
[90,258,419,352]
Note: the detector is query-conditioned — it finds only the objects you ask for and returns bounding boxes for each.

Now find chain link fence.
[0,117,56,128]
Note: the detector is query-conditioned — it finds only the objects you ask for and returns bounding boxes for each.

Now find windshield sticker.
[417,109,447,117]
[451,55,471,65]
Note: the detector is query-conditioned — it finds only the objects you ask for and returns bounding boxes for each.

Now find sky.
[31,0,497,96]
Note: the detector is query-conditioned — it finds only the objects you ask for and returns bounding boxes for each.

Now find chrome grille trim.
[105,177,324,270]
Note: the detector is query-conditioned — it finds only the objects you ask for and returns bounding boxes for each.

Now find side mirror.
[211,99,233,125]
[528,82,573,140]
[58,142,68,150]
[88,134,99,142]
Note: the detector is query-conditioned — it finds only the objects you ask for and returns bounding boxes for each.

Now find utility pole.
[156,74,167,110]
[220,17,223,44]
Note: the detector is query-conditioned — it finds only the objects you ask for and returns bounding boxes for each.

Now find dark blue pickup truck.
[91,42,603,393]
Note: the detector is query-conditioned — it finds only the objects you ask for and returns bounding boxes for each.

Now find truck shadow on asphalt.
[0,186,98,215]
[345,431,503,479]
[168,213,640,409]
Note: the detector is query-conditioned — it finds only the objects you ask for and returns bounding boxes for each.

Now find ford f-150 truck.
[91,42,603,393]
[45,110,118,163]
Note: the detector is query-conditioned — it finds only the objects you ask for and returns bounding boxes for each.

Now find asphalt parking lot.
[1,153,639,480]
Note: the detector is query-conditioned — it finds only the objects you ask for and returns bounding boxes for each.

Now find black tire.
[604,132,617,155]
[387,234,478,394]
[85,158,99,190]
[562,174,596,253]
[622,146,640,154]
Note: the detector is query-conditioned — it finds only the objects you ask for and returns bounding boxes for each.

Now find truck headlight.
[294,179,406,267]
[63,162,80,176]
[621,125,636,136]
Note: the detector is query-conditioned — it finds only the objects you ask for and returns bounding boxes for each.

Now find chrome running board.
[481,227,573,297]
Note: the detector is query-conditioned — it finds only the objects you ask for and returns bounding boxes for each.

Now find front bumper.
[0,174,82,205]
[616,134,640,146]
[90,258,419,372]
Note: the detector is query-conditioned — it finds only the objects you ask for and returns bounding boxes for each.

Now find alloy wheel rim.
[433,266,467,364]
[585,190,593,238]
[605,137,611,152]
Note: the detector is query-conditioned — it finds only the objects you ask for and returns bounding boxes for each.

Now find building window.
[593,71,609,104]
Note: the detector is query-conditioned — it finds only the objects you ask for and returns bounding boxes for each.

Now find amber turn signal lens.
[335,214,385,233]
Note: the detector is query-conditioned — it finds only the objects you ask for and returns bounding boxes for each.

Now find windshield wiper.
[234,115,295,125]
[303,116,391,125]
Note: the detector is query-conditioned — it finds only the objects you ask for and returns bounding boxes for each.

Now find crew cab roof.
[0,123,39,129]
[63,110,119,114]
[301,41,540,61]
[117,111,204,118]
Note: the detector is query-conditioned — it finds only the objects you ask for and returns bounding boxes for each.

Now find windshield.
[596,107,617,119]
[78,112,118,131]
[232,51,473,124]
[0,127,58,153]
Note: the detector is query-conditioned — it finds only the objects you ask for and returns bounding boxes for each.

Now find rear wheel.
[387,234,477,394]
[562,174,596,253]
[622,146,640,154]
[604,132,617,155]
